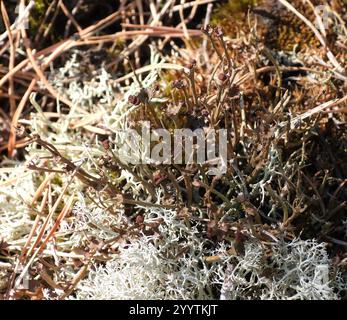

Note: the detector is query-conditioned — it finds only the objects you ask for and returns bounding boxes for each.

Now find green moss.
[211,0,259,25]
[28,0,50,34]
[210,0,261,38]
[51,174,63,187]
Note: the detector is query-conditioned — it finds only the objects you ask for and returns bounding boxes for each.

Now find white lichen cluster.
[48,51,116,111]
[70,203,346,301]
[27,48,165,196]
[73,208,215,300]
[0,166,34,241]
[214,238,343,300]
[57,194,127,253]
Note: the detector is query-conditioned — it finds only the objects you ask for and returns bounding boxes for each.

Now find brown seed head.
[128,94,141,106]
[171,79,187,90]
[201,24,214,36]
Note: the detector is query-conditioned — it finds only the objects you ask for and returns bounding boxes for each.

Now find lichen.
[214,239,345,300]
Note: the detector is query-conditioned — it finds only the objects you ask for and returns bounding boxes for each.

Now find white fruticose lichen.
[48,51,116,111]
[73,208,215,300]
[59,193,126,245]
[68,201,347,300]
[28,47,166,198]
[214,238,342,300]
[0,166,35,241]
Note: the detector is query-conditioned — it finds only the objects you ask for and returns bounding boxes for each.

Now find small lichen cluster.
[69,205,346,300]
[0,166,35,242]
[215,239,345,300]
[72,208,215,300]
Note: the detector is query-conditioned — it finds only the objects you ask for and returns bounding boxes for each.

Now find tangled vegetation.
[0,0,347,300]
